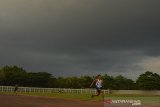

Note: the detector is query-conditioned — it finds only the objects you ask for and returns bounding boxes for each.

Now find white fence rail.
[0,86,159,95]
[0,86,109,94]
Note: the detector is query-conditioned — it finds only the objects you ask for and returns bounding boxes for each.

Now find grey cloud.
[0,0,160,79]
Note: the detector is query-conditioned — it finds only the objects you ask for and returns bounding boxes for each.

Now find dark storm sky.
[0,0,160,79]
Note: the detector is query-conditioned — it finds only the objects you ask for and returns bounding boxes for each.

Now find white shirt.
[96,79,102,88]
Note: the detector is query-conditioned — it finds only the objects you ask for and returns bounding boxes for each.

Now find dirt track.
[0,94,159,107]
[0,94,103,107]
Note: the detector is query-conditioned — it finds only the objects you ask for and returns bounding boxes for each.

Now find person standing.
[14,84,18,94]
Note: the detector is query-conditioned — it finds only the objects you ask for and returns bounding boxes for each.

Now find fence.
[1,86,159,95]
[0,86,109,94]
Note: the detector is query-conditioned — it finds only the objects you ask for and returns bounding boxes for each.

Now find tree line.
[0,65,160,90]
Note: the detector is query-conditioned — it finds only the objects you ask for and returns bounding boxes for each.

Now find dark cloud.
[0,0,160,79]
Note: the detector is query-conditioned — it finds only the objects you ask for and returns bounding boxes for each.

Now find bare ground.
[0,94,159,107]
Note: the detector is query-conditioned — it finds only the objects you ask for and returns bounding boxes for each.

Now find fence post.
[81,88,82,94]
[1,86,3,92]
[108,89,110,94]
[43,88,44,93]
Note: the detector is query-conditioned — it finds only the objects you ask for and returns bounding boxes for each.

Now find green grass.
[19,92,101,100]
[0,92,160,104]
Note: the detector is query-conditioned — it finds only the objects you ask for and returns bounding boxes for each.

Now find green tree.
[0,70,5,85]
[0,65,27,86]
[48,77,57,88]
[80,76,93,88]
[102,74,116,89]
[55,77,66,88]
[114,75,135,90]
[136,71,160,90]
[27,72,52,87]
